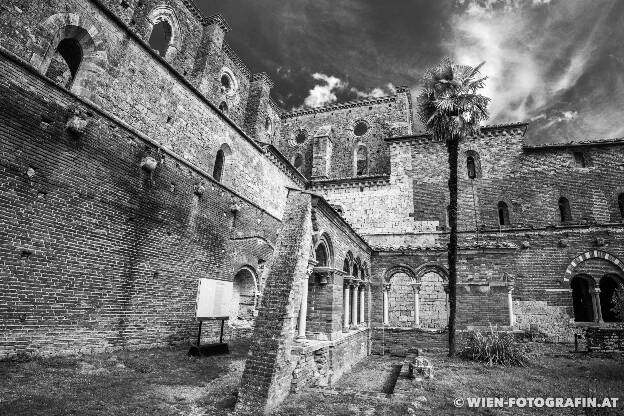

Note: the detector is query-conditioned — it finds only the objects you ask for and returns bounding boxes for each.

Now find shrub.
[612,288,624,321]
[460,328,529,367]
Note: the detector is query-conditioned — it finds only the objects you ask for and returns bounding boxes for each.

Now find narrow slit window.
[559,197,572,223]
[467,156,476,179]
[213,149,225,182]
[355,146,368,176]
[497,201,510,226]
[293,154,303,172]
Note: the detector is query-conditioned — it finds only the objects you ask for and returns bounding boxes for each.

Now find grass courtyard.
[0,342,622,415]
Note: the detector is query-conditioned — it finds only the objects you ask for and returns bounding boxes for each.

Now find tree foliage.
[416,57,490,144]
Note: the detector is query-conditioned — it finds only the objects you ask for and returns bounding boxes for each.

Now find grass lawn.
[1,342,622,415]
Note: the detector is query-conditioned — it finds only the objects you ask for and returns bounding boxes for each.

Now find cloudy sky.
[196,0,624,144]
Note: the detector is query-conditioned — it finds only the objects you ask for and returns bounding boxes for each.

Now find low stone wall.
[586,327,624,352]
[513,300,575,343]
[371,327,447,356]
[290,328,369,393]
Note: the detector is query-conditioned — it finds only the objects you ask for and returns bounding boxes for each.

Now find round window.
[354,121,369,136]
[295,129,307,144]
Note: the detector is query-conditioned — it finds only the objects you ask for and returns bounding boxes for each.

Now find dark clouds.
[195,0,624,143]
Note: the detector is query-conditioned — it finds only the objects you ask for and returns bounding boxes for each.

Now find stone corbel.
[307,259,319,277]
[312,266,336,285]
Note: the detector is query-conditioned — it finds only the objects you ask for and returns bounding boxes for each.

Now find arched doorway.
[571,274,594,322]
[600,274,623,322]
[231,267,257,325]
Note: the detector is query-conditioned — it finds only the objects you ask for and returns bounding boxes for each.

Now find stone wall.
[0,0,302,220]
[0,51,283,359]
[309,140,415,238]
[586,327,624,352]
[290,328,369,392]
[276,91,413,180]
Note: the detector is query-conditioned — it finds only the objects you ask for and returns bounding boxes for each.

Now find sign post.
[188,278,233,357]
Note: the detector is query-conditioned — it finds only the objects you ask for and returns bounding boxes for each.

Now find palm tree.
[416,58,490,356]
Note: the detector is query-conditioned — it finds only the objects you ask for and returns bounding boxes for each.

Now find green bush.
[460,328,529,367]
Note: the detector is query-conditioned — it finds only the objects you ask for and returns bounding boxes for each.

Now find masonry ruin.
[1,0,623,414]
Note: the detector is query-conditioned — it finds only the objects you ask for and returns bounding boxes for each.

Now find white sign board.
[196,278,233,320]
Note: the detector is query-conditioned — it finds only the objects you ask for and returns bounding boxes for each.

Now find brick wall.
[236,191,313,415]
[370,327,447,356]
[0,52,285,359]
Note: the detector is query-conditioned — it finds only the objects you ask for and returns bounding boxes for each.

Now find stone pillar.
[343,278,351,332]
[383,284,391,325]
[244,73,274,140]
[507,286,515,326]
[411,282,421,328]
[191,14,229,89]
[359,285,365,325]
[296,264,314,340]
[350,283,359,329]
[591,288,604,323]
[311,128,333,180]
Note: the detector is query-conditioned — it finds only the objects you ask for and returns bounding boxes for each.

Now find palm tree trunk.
[447,138,459,357]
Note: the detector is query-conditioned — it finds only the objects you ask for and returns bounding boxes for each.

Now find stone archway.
[31,13,108,98]
[231,267,258,326]
[600,274,624,322]
[565,250,624,324]
[571,274,595,323]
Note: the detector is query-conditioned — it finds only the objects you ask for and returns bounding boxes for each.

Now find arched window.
[618,193,624,219]
[600,275,623,322]
[571,275,594,322]
[231,267,258,322]
[148,20,172,57]
[265,117,273,134]
[355,146,368,176]
[315,243,328,267]
[467,156,476,179]
[218,101,228,115]
[464,150,482,179]
[213,150,224,182]
[343,258,351,275]
[293,153,303,172]
[43,26,95,90]
[497,201,510,226]
[295,129,307,144]
[221,74,232,92]
[559,197,572,223]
